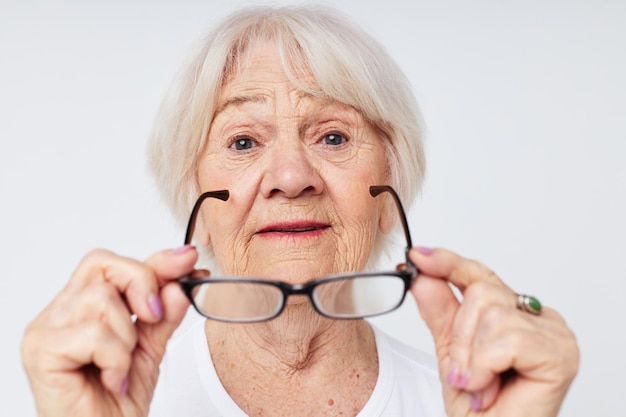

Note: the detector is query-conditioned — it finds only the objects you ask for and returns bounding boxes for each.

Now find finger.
[67,249,160,323]
[139,245,198,326]
[30,322,133,395]
[409,247,462,353]
[119,246,198,395]
[409,272,464,409]
[138,245,198,353]
[410,272,459,352]
[135,280,191,364]
[455,305,532,393]
[144,244,198,284]
[114,281,192,410]
[410,247,513,381]
[470,375,501,412]
[60,282,139,350]
[31,285,139,364]
[474,308,578,382]
[68,246,197,324]
[471,326,550,415]
[410,247,503,292]
[447,282,515,382]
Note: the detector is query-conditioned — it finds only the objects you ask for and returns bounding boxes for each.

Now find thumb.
[124,283,189,408]
[136,245,197,362]
[409,248,463,406]
[137,280,191,361]
[411,273,459,349]
[409,248,459,349]
[122,246,197,403]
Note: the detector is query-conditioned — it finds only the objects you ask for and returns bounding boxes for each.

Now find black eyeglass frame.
[178,185,418,322]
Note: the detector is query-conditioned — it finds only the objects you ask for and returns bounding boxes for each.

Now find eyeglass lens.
[313,275,406,318]
[190,281,283,322]
[188,274,406,321]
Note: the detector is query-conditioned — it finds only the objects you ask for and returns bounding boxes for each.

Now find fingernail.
[470,392,481,411]
[120,377,129,395]
[458,371,470,389]
[447,363,460,385]
[447,363,470,388]
[416,246,433,255]
[148,293,163,319]
[174,244,194,254]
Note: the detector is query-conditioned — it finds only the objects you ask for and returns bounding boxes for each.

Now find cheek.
[337,144,390,191]
[336,217,378,270]
[211,205,256,272]
[195,156,266,275]
[330,192,384,270]
[189,194,256,273]
[196,154,236,190]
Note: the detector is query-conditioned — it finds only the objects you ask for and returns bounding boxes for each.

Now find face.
[195,42,393,284]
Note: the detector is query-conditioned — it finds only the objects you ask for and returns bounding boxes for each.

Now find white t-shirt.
[149,318,446,416]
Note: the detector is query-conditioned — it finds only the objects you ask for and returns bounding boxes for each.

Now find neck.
[205,304,379,415]
[207,303,373,372]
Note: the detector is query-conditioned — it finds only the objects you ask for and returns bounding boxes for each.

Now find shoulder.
[373,325,439,379]
[149,316,220,416]
[369,325,445,416]
[158,314,207,372]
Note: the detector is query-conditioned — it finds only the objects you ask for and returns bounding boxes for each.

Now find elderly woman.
[21,5,578,417]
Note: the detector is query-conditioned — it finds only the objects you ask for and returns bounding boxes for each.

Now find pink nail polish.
[447,364,460,386]
[120,377,129,395]
[148,294,163,319]
[416,246,433,255]
[174,244,194,254]
[457,371,470,389]
[470,393,481,411]
[447,363,471,389]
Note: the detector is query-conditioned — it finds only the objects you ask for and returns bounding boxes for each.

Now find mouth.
[257,222,330,235]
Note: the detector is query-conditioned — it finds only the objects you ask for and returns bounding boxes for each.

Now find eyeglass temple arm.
[183,187,412,257]
[184,190,230,245]
[369,185,414,253]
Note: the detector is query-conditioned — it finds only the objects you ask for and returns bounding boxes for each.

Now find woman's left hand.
[409,247,579,417]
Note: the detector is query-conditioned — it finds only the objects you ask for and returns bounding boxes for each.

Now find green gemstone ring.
[516,294,542,315]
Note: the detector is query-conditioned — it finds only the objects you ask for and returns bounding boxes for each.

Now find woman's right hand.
[21,245,197,417]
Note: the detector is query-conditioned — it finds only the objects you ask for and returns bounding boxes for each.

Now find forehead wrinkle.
[215,87,318,117]
[214,94,268,117]
[214,85,350,137]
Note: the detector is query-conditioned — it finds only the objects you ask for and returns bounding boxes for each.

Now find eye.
[231,137,256,151]
[323,133,346,146]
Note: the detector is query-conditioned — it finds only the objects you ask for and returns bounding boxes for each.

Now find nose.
[260,140,324,198]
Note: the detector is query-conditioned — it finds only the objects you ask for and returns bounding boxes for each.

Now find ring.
[516,293,542,315]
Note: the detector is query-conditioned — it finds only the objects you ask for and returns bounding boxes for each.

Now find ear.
[193,213,212,246]
[198,232,211,246]
[378,195,397,234]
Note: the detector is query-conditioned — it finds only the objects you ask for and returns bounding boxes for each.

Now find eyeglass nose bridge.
[265,281,330,320]
[276,281,318,300]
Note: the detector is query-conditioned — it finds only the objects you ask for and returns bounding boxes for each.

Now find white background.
[1,0,625,415]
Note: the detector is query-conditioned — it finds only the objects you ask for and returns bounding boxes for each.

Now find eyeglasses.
[178,185,417,322]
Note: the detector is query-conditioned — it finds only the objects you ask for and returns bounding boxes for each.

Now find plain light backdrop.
[1,0,625,415]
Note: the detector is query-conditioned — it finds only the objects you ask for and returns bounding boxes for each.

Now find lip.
[256,221,331,237]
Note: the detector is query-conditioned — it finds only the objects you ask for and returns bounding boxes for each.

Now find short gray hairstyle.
[147,5,425,266]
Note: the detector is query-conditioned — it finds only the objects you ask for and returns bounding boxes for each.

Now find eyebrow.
[214,95,268,115]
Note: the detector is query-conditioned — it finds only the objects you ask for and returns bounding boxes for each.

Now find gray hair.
[147,5,425,268]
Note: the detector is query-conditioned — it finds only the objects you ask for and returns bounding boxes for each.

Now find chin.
[251,259,327,283]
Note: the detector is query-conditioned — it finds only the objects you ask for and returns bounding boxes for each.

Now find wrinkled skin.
[410,247,579,416]
[21,42,578,417]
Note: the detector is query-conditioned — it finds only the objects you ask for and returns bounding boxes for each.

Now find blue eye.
[232,137,255,150]
[323,133,345,146]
